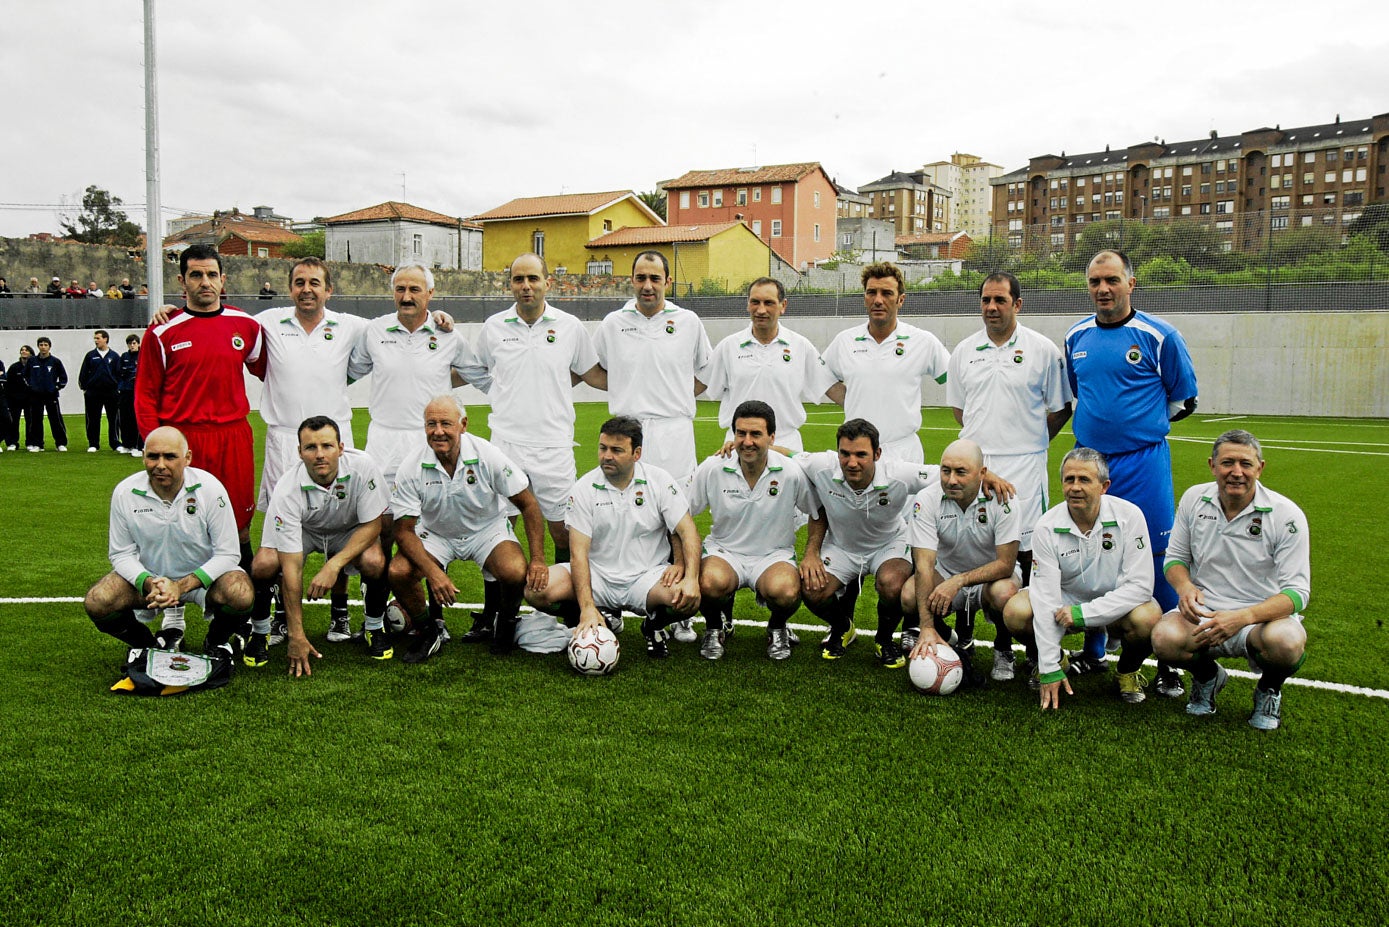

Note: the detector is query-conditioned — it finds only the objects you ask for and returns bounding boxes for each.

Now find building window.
[1301,194,1315,206]
[257,247,269,258]
[1181,184,1192,196]
[1216,201,1233,214]
[1270,176,1281,189]
[1180,205,1192,216]
[1200,183,1210,194]
[698,192,709,208]
[712,190,723,207]
[771,186,782,204]
[813,223,821,242]
[412,234,423,255]
[1271,216,1289,230]
[1051,233,1065,246]
[1304,152,1316,164]
[736,188,747,206]
[1199,203,1211,215]
[1357,168,1368,182]
[679,191,690,209]
[1327,150,1338,163]
[753,188,761,202]
[586,260,613,275]
[842,232,852,246]
[1325,172,1336,184]
[770,220,782,237]
[1323,192,1337,206]
[1303,172,1314,185]
[813,191,821,208]
[1345,191,1365,207]
[532,231,544,257]
[1152,207,1171,219]
[752,220,762,236]
[1183,165,1194,176]
[1271,196,1290,209]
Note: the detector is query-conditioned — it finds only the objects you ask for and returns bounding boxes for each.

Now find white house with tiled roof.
[323,201,482,270]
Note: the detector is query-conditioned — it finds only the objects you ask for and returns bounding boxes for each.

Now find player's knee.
[986,579,1018,613]
[250,548,279,582]
[83,584,114,620]
[699,562,735,599]
[1149,613,1188,661]
[1125,600,1162,638]
[1256,619,1306,667]
[1002,591,1032,634]
[213,570,255,612]
[387,554,414,589]
[357,545,387,580]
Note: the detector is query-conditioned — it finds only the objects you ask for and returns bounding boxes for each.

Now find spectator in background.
[86,281,103,298]
[117,334,142,456]
[137,284,149,296]
[65,280,87,299]
[28,277,42,294]
[119,278,136,299]
[26,336,68,451]
[105,283,123,300]
[47,277,64,298]
[0,277,12,297]
[259,282,276,299]
[5,345,33,450]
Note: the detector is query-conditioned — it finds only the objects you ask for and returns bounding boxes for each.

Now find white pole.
[143,0,162,315]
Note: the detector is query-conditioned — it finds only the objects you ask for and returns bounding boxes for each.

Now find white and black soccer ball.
[567,626,620,676]
[908,643,964,695]
[385,599,409,634]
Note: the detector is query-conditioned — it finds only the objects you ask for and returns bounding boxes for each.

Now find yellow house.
[585,221,776,296]
[471,191,663,272]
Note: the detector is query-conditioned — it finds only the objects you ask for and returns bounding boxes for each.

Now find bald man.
[84,426,255,669]
[902,439,1022,684]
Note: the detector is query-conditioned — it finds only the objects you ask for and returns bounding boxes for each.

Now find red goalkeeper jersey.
[135,305,267,435]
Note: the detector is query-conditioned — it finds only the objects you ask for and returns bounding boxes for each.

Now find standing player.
[83,426,254,673]
[902,439,1022,686]
[462,252,606,642]
[135,243,266,565]
[592,250,711,643]
[388,395,550,663]
[525,416,703,659]
[823,263,949,463]
[687,400,816,661]
[116,335,143,456]
[25,337,69,452]
[246,416,390,675]
[1003,448,1161,709]
[78,330,123,453]
[702,277,841,452]
[1065,249,1197,696]
[1152,431,1310,730]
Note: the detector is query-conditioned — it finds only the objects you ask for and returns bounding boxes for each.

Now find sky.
[3,0,1387,240]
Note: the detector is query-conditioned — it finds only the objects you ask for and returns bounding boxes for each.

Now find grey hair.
[1212,429,1262,460]
[391,261,435,290]
[1061,446,1110,482]
[424,393,466,420]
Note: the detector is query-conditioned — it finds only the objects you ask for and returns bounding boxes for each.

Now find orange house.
[663,162,836,269]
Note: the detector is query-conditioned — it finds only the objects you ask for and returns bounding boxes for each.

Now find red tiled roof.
[163,213,303,246]
[322,201,474,228]
[662,162,824,190]
[585,222,746,247]
[472,191,657,222]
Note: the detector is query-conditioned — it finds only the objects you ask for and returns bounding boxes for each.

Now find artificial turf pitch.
[2,404,1386,926]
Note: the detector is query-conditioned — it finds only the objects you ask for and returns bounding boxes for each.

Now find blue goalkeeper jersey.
[1064,310,1197,454]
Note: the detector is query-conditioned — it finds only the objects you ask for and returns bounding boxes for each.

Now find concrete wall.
[325,220,464,270]
[5,310,1383,418]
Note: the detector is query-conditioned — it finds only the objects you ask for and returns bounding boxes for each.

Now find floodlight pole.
[143,0,163,315]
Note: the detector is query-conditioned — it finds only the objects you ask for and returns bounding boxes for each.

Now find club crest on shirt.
[976,504,988,524]
[231,334,245,351]
[185,499,198,515]
[634,489,645,506]
[769,480,780,496]
[1101,531,1114,550]
[465,468,477,485]
[878,491,890,506]
[335,485,347,500]
[1012,350,1024,364]
[665,322,676,335]
[546,329,556,343]
[1249,516,1262,537]
[1125,345,1142,364]
[324,331,334,341]
[894,345,905,356]
[782,349,792,363]
[428,335,438,351]
[912,501,921,514]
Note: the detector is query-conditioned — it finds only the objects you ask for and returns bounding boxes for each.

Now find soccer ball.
[908,644,964,695]
[385,599,409,634]
[567,626,620,676]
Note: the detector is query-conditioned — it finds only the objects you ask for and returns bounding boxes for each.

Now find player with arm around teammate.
[902,439,1022,687]
[387,395,549,664]
[246,416,390,676]
[83,427,254,679]
[1002,447,1161,709]
[687,400,816,661]
[1151,430,1310,730]
[524,416,703,659]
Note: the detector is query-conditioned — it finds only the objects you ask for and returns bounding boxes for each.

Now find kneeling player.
[388,395,549,664]
[525,416,703,658]
[84,426,254,678]
[1151,430,1310,730]
[248,416,390,675]
[1002,447,1160,709]
[688,400,815,660]
[902,439,1021,686]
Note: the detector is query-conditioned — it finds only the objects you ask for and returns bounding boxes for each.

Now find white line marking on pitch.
[21,598,1388,701]
[1202,416,1245,423]
[1169,436,1389,457]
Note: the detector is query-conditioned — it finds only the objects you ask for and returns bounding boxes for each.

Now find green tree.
[61,185,143,246]
[281,229,326,260]
[1347,202,1389,251]
[638,190,667,222]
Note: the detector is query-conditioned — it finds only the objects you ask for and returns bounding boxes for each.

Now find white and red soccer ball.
[908,643,964,695]
[567,626,620,676]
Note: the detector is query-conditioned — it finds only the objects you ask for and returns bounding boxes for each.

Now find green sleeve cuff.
[1280,589,1305,612]
[1070,604,1086,628]
[193,568,213,588]
[134,571,151,592]
[1040,670,1067,685]
[1164,558,1188,573]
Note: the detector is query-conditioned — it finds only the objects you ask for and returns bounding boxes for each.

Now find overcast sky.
[3,0,1386,240]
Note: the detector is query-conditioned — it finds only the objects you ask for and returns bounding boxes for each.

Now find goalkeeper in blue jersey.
[1064,249,1197,698]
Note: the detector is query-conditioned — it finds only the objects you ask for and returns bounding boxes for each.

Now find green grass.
[2,404,1387,926]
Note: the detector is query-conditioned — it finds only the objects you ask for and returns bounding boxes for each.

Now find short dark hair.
[1089,249,1134,279]
[748,276,785,301]
[632,250,670,277]
[732,400,776,436]
[979,272,1021,302]
[290,256,332,289]
[836,418,880,453]
[126,334,140,347]
[599,415,643,450]
[298,415,342,443]
[179,244,223,277]
[94,329,110,340]
[860,262,905,294]
[36,336,52,347]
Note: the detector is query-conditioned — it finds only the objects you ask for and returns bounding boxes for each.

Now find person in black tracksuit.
[78,329,123,451]
[26,337,68,451]
[117,334,143,453]
[5,345,33,450]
